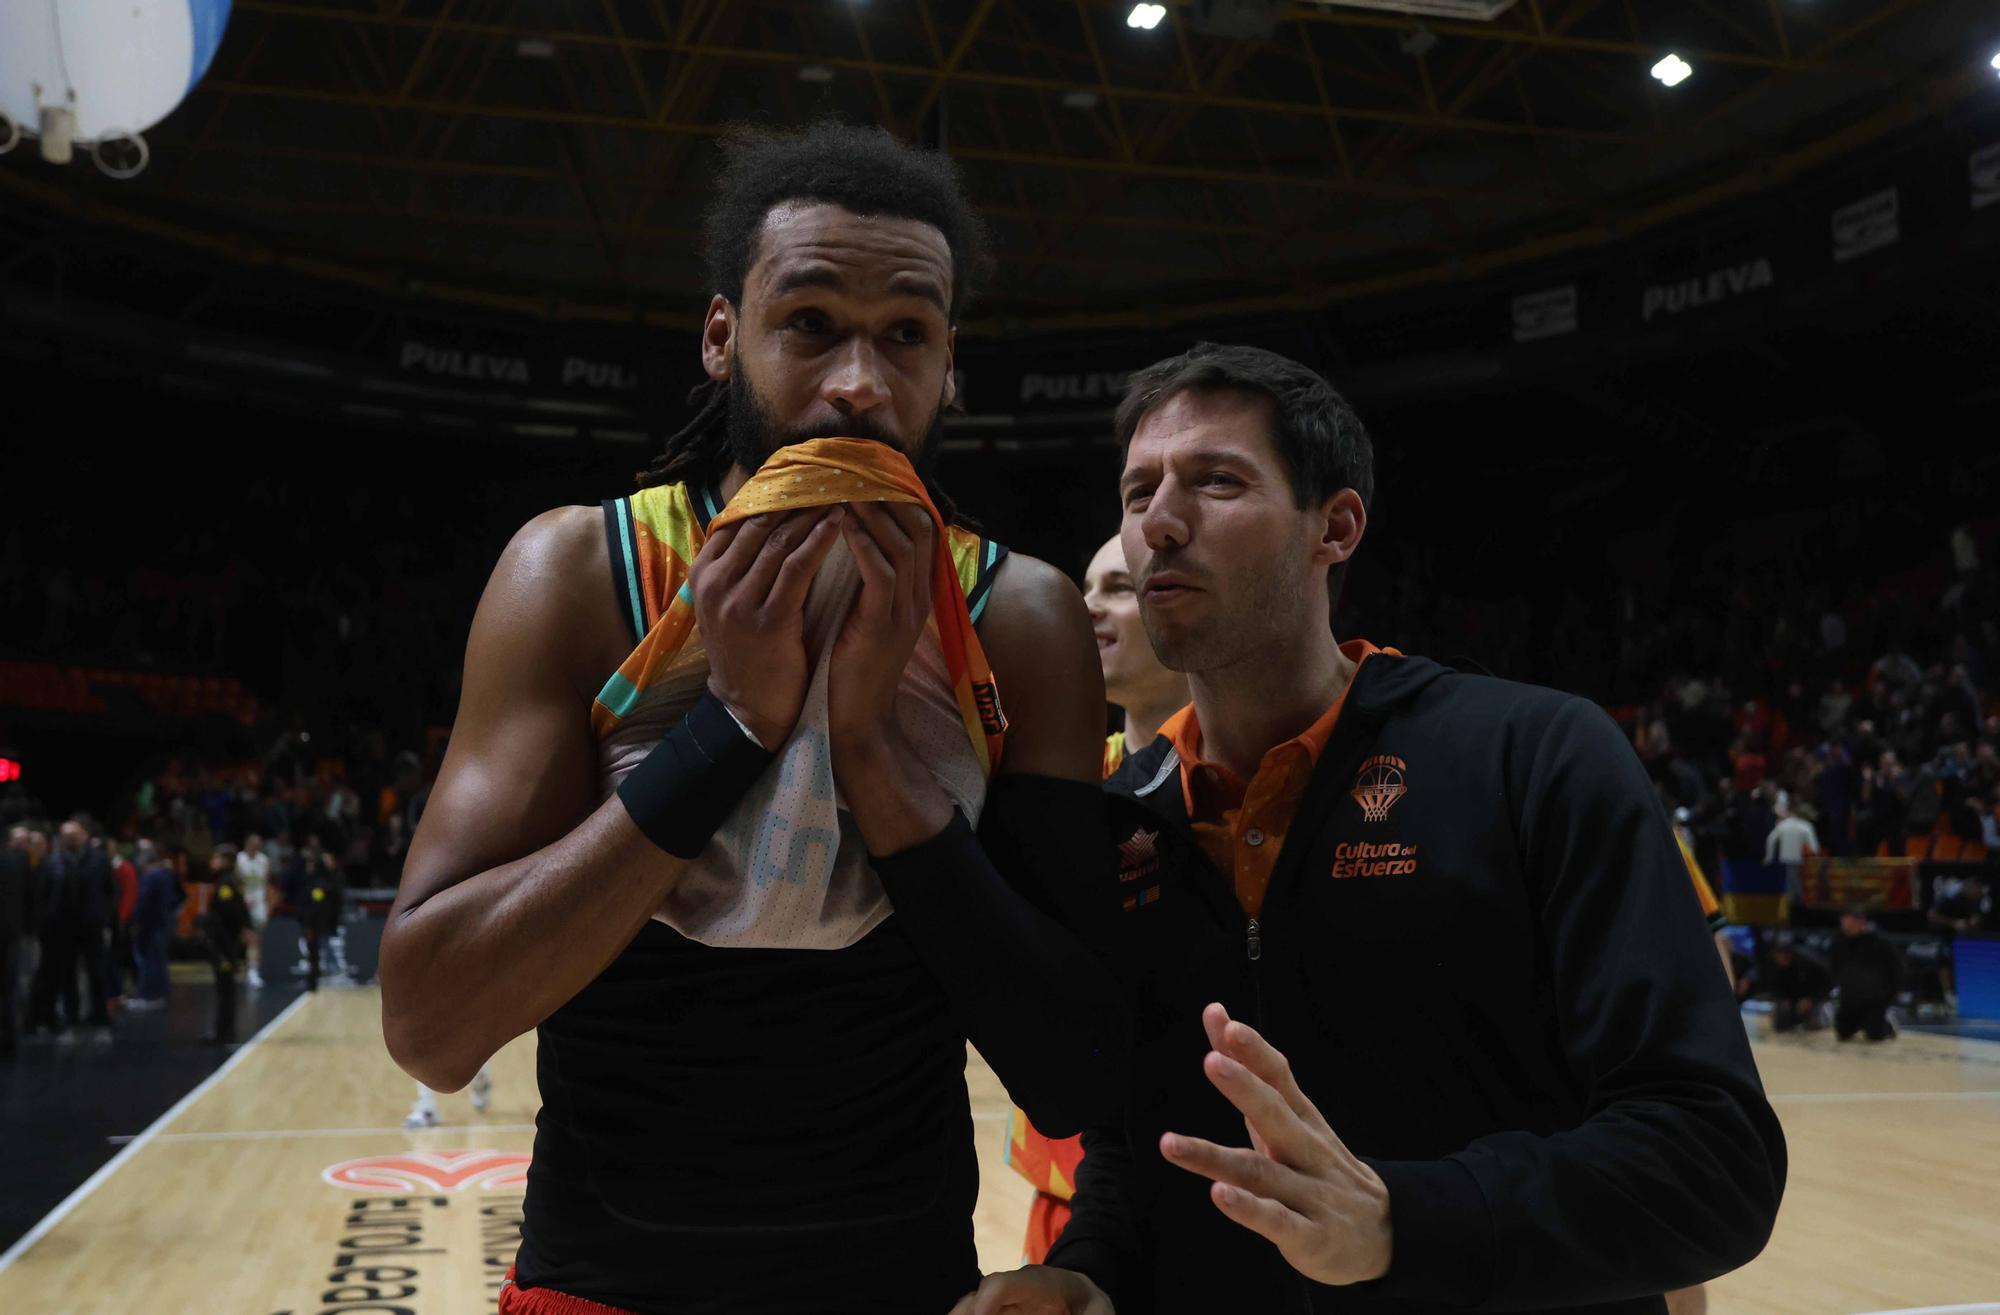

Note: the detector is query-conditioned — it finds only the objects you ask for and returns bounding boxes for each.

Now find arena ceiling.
[3,0,1998,331]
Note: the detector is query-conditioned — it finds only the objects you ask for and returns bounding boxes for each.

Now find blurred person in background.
[107,840,139,1011]
[1929,877,1988,1009]
[27,819,116,1043]
[1830,905,1903,1042]
[235,834,272,988]
[200,854,250,1045]
[1761,938,1832,1033]
[129,840,183,1011]
[1,825,31,1056]
[1764,803,1821,866]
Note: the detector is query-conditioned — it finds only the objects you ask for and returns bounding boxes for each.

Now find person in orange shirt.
[1005,535,1191,1263]
[1089,535,1194,781]
[962,341,1781,1315]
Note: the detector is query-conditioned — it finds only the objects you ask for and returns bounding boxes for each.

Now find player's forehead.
[744,202,953,310]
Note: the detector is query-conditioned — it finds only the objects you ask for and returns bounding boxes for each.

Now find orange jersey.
[1004,728,1133,1259]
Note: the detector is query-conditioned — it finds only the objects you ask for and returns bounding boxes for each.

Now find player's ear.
[702,296,735,383]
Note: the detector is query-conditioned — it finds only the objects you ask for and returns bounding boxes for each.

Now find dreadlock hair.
[635,120,991,525]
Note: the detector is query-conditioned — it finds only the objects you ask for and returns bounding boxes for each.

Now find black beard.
[723,357,947,478]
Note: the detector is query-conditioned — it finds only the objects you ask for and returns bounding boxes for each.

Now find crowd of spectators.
[0,719,433,1051]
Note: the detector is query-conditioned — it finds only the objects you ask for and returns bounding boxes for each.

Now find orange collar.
[1161,639,1393,817]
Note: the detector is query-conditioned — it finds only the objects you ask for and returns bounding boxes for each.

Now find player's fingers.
[736,511,824,599]
[762,510,841,613]
[838,512,896,624]
[1208,1180,1314,1253]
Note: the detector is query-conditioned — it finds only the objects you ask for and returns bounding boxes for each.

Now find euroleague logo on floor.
[322,1149,530,1193]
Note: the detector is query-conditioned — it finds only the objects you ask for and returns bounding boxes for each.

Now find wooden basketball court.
[0,988,1993,1314]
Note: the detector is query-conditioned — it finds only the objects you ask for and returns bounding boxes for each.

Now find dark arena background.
[2,3,1999,1313]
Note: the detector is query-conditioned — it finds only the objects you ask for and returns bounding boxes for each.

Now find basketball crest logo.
[1351,755,1408,822]
[322,1150,531,1193]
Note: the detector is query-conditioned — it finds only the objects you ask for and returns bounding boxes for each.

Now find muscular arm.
[380,507,690,1091]
[848,553,1130,1133]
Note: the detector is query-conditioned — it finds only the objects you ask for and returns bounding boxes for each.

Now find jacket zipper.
[1245,911,1304,1310]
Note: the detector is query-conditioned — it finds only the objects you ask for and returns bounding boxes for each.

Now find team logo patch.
[323,1150,531,1193]
[1332,841,1420,879]
[1351,754,1409,822]
[1117,828,1161,884]
[1117,828,1163,911]
[972,679,1008,737]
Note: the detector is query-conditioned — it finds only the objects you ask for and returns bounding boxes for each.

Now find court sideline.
[0,988,1993,1314]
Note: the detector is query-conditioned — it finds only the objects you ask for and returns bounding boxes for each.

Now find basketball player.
[405,1065,493,1129]
[234,833,271,988]
[963,343,1785,1314]
[379,123,1126,1315]
[1003,536,1192,1263]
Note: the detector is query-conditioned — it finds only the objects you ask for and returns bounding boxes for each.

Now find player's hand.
[826,500,935,752]
[946,1265,1114,1315]
[688,508,842,747]
[1159,1003,1393,1287]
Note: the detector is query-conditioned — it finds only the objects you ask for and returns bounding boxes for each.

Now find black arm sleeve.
[869,775,1130,1136]
[1361,698,1788,1310]
[1045,1123,1148,1312]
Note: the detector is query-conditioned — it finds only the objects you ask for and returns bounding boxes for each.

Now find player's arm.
[382,505,837,1092]
[826,506,1129,1135]
[1360,700,1786,1308]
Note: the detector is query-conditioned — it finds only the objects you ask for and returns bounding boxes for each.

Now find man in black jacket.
[961,343,1785,1315]
[26,819,117,1042]
[1829,905,1902,1042]
[1,826,32,1055]
[1761,938,1832,1032]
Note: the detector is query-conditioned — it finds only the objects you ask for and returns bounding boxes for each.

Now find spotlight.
[1650,53,1692,88]
[1990,50,2000,75]
[1127,4,1166,30]
[798,64,834,84]
[515,37,556,58]
[1062,89,1100,110]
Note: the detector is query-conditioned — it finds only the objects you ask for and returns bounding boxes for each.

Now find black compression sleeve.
[1045,1123,1148,1313]
[615,692,775,859]
[869,777,1129,1136]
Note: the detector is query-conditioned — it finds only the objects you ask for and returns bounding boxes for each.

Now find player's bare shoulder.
[473,505,630,705]
[975,551,1104,781]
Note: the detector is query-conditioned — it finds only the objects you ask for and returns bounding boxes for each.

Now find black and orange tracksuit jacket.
[1047,653,1786,1314]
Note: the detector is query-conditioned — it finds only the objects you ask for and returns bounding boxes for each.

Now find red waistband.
[498,1265,640,1315]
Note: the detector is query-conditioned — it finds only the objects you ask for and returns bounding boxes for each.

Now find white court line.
[1769,1090,2000,1104]
[126,1122,541,1144]
[114,1114,1021,1145]
[1851,1305,2000,1314]
[0,991,312,1276]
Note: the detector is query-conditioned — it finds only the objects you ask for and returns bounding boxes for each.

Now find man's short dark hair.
[1114,342,1375,606]
[702,120,992,320]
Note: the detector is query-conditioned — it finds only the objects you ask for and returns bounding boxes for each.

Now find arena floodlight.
[1990,49,2000,75]
[1651,53,1693,87]
[1127,4,1167,30]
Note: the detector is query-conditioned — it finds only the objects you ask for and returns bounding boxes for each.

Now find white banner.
[1832,187,1899,263]
[1511,285,1578,342]
[1639,257,1773,323]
